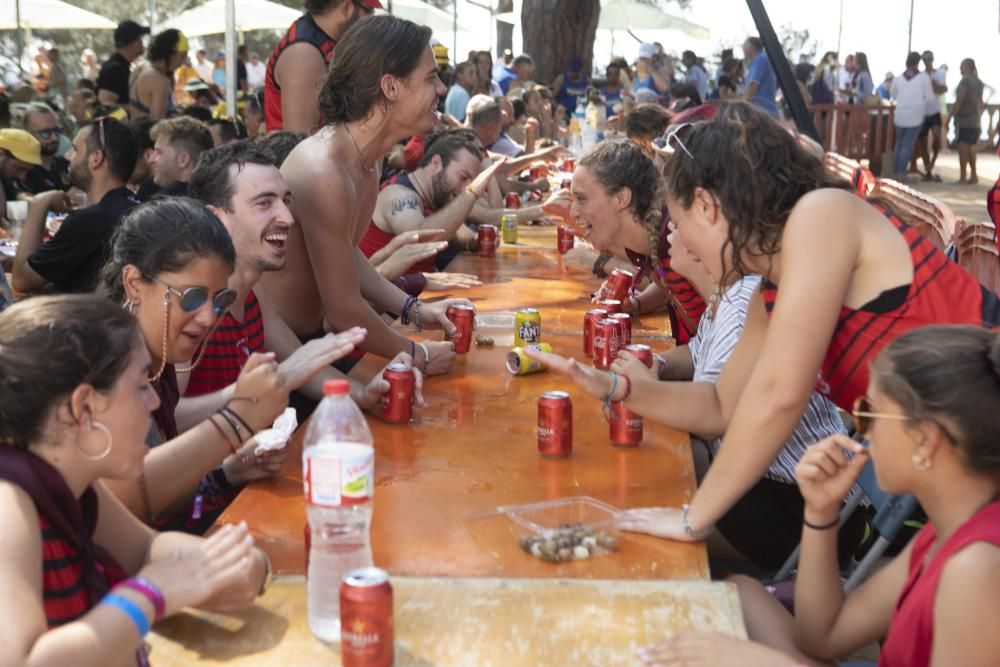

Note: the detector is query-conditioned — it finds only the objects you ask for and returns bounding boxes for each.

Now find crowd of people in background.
[0,1,999,665]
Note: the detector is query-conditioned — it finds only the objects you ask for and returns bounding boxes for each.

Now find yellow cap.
[433,43,449,67]
[0,129,42,166]
[176,31,189,54]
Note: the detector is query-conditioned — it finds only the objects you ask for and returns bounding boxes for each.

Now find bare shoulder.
[0,479,41,549]
[940,540,1000,586]
[784,188,873,241]
[282,133,354,198]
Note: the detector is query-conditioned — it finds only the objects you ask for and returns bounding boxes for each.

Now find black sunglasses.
[32,127,64,140]
[150,276,237,316]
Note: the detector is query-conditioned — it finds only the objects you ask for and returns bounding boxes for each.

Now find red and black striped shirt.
[185,291,266,397]
[359,171,438,275]
[761,207,1000,411]
[263,14,336,130]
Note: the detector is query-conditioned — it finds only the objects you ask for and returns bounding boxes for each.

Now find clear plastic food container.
[499,496,622,563]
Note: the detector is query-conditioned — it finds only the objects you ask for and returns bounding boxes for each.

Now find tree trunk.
[520,0,600,85]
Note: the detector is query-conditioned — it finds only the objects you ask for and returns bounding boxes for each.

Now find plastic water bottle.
[583,100,599,151]
[569,101,585,155]
[302,379,375,644]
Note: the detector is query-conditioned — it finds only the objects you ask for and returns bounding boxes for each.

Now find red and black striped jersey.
[656,253,707,345]
[264,14,336,130]
[185,291,266,397]
[762,206,1000,411]
[988,177,999,244]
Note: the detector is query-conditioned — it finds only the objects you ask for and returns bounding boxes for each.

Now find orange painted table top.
[216,227,707,580]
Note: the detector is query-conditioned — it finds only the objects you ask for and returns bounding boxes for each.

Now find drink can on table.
[477,224,497,257]
[609,313,632,346]
[583,308,608,357]
[538,391,573,457]
[609,346,653,447]
[514,307,541,346]
[603,268,635,302]
[445,304,476,354]
[340,567,393,667]
[380,364,415,423]
[525,190,543,202]
[593,318,620,370]
[506,342,554,375]
[501,213,518,244]
[560,178,573,190]
[562,157,576,173]
[557,224,575,254]
[597,298,623,315]
[505,192,521,209]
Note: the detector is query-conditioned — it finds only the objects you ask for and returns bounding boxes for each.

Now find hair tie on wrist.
[803,515,840,531]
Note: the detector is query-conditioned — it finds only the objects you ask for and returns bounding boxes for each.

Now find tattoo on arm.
[390,196,422,216]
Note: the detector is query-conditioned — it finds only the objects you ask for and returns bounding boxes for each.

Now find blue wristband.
[101,593,151,637]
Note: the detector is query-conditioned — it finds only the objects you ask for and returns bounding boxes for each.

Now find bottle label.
[303,442,374,507]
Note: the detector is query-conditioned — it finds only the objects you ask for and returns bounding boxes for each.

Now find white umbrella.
[1,0,116,30]
[160,0,300,36]
[598,0,710,40]
[380,0,476,35]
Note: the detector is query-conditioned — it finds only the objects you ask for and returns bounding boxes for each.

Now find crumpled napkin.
[253,408,298,455]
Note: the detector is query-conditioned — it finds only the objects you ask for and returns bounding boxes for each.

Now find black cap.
[115,20,150,47]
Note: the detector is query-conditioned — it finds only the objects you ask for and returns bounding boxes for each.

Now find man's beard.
[430,171,452,210]
[40,144,58,158]
[69,164,91,192]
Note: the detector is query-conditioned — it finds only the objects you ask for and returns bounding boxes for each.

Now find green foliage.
[777,22,817,61]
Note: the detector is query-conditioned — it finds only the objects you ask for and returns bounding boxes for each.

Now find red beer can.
[624,344,653,368]
[560,178,572,190]
[557,225,575,254]
[381,363,415,423]
[562,157,576,173]
[446,304,475,354]
[538,391,573,457]
[529,165,542,180]
[597,298,623,315]
[583,308,608,357]
[505,192,521,209]
[340,567,394,667]
[593,318,620,370]
[609,313,632,346]
[603,268,634,301]
[477,224,497,257]
[609,345,654,447]
[525,190,543,202]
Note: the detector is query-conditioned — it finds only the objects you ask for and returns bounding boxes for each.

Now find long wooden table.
[215,227,707,580]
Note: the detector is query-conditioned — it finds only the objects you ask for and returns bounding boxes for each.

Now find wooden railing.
[808,104,895,174]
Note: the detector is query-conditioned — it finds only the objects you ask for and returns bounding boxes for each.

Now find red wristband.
[118,577,166,621]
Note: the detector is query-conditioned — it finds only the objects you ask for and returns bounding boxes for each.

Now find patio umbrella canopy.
[160,0,301,36]
[1,0,116,30]
[379,0,475,35]
[598,0,710,39]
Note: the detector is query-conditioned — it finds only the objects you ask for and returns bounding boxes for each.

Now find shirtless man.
[262,16,496,375]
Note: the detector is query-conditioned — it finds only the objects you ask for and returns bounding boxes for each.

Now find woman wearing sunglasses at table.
[99,197,290,533]
[637,326,1000,667]
[586,101,997,546]
[0,295,267,667]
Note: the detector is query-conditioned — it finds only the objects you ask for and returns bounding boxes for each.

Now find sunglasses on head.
[662,122,695,161]
[352,0,375,14]
[851,395,958,445]
[149,276,237,316]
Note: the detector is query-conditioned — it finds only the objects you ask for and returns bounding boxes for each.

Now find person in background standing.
[193,49,214,82]
[552,57,591,115]
[891,51,935,180]
[876,71,894,100]
[794,54,815,88]
[496,54,534,96]
[716,58,743,100]
[236,45,250,95]
[912,50,948,181]
[246,52,266,89]
[473,51,502,97]
[129,30,188,120]
[602,62,628,117]
[837,53,855,103]
[264,0,380,133]
[211,51,227,91]
[852,51,874,101]
[444,61,477,122]
[80,48,100,82]
[634,43,671,100]
[950,58,985,185]
[98,21,149,106]
[743,36,778,117]
[682,50,709,101]
[809,52,836,104]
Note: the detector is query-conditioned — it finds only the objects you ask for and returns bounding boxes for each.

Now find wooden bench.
[954,219,1000,292]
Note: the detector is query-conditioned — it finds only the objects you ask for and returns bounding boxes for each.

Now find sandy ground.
[903,150,998,223]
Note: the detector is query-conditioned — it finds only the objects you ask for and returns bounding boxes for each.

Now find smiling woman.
[98,197,290,533]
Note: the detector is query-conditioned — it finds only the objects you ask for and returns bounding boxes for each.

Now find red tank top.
[185,291,266,397]
[358,172,438,274]
[762,207,1000,411]
[878,499,1000,667]
[264,14,336,130]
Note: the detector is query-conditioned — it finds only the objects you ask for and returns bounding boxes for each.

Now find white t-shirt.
[890,71,934,128]
[926,67,947,115]
[688,276,847,484]
[246,61,267,89]
[193,60,213,83]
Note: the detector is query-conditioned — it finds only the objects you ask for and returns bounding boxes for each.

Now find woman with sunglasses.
[129,29,188,120]
[100,197,289,533]
[637,325,1000,667]
[0,294,268,667]
[605,100,999,546]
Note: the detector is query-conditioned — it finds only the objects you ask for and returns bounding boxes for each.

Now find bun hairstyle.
[871,325,1000,472]
[0,295,139,451]
[578,140,666,279]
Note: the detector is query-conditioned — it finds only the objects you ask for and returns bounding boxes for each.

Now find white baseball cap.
[638,43,656,60]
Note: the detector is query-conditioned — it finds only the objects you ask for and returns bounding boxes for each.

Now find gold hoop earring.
[912,453,932,471]
[76,420,113,461]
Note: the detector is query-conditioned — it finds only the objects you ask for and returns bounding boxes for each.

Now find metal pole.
[907,0,915,53]
[150,0,157,33]
[452,0,458,66]
[745,0,820,142]
[836,0,844,56]
[15,0,23,78]
[225,0,237,116]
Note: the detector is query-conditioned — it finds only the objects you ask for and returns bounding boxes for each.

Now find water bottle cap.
[323,379,351,396]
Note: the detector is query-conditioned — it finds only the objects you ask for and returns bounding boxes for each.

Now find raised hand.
[795,434,868,521]
[278,327,366,390]
[522,347,615,400]
[230,352,289,432]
